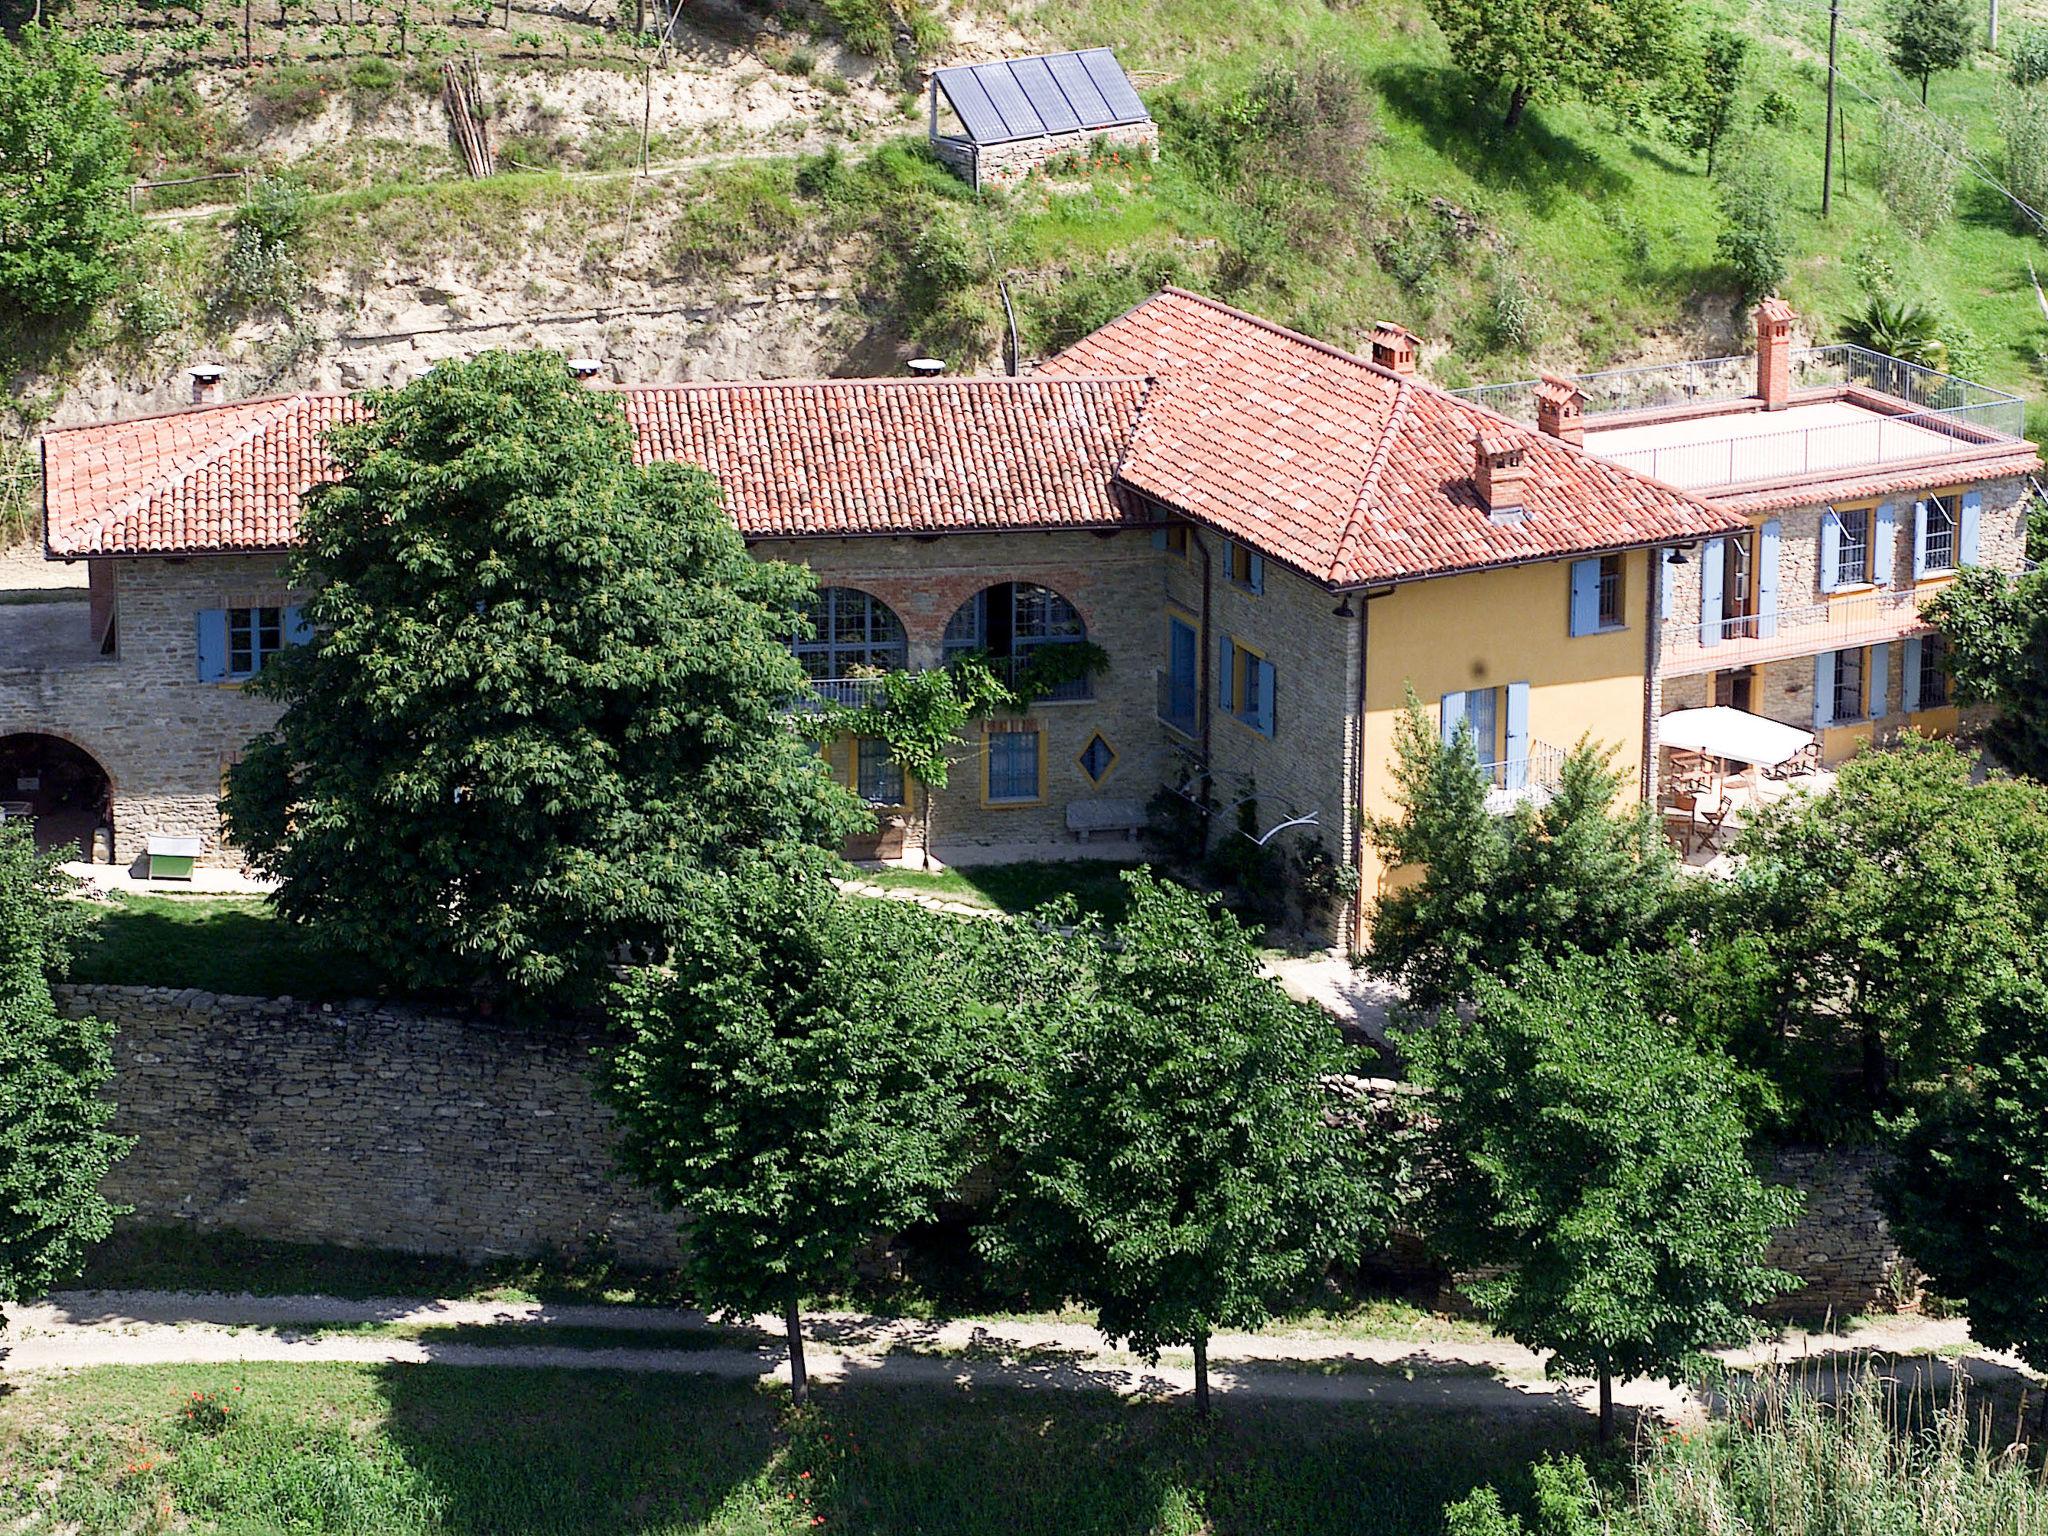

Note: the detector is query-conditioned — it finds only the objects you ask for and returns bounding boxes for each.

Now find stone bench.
[1066,798,1148,842]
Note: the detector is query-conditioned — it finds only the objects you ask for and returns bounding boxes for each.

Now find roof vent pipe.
[567,357,605,386]
[189,366,226,406]
[908,358,947,377]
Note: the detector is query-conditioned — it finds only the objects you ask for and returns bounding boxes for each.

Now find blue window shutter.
[1151,528,1169,550]
[1218,634,1234,713]
[1440,691,1468,749]
[1505,681,1530,789]
[1699,537,1725,647]
[1820,510,1841,593]
[1248,553,1265,593]
[1568,558,1600,637]
[1874,502,1896,585]
[284,605,313,646]
[1912,500,1929,579]
[1869,642,1889,720]
[1659,547,1677,619]
[1255,659,1276,736]
[195,609,228,682]
[1813,652,1833,731]
[1757,520,1781,639]
[1960,489,1983,565]
[1903,636,1923,713]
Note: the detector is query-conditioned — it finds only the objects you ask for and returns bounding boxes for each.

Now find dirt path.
[4,1290,2019,1424]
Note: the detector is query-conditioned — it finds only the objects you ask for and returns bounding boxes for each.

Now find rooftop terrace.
[1454,343,2030,495]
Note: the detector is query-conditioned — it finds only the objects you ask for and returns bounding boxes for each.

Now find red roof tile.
[1041,288,1739,585]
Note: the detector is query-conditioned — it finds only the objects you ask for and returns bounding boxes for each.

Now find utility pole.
[1822,0,1841,219]
[1991,0,2000,50]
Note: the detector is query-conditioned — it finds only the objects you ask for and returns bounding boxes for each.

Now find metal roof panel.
[933,48,1149,145]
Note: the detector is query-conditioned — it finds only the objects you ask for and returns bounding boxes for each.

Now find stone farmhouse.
[5,289,2034,949]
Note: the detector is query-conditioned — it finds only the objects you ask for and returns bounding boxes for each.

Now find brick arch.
[0,727,119,795]
[0,729,118,857]
[935,579,1092,648]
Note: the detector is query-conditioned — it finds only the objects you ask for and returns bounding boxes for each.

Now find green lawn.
[858,859,1146,921]
[0,1361,1588,1536]
[66,894,385,1000]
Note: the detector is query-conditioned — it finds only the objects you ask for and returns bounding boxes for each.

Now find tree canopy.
[0,823,127,1331]
[0,23,137,317]
[1885,0,1973,103]
[1667,28,1750,175]
[224,350,868,1010]
[1365,699,1678,1013]
[602,860,989,1401]
[996,872,1391,1412]
[1401,949,1799,1440]
[1923,563,2048,780]
[1425,0,1685,129]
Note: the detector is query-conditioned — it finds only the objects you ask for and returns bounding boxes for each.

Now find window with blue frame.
[1161,614,1199,733]
[986,723,1041,803]
[856,737,903,806]
[197,605,308,682]
[1568,555,1626,636]
[1218,636,1275,737]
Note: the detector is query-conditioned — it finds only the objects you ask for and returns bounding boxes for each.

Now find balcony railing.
[1662,587,1931,675]
[1789,344,2024,416]
[792,675,892,713]
[1481,739,1569,811]
[1155,668,1200,735]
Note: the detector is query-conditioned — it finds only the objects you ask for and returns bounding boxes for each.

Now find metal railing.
[1662,588,1930,672]
[1599,399,2026,492]
[1790,344,2024,417]
[1480,739,1568,807]
[1155,668,1199,735]
[790,675,891,713]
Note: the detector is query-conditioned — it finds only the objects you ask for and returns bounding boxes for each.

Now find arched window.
[791,587,907,679]
[943,583,1089,700]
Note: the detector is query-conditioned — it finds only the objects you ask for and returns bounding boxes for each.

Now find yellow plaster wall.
[1358,551,1651,916]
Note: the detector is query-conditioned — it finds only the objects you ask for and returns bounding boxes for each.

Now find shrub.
[1754,86,1797,126]
[344,55,403,98]
[247,62,336,126]
[667,162,805,277]
[1484,256,1540,352]
[2002,85,2048,236]
[1715,146,1789,299]
[211,176,310,316]
[119,285,183,343]
[2011,26,2048,85]
[1875,100,1961,237]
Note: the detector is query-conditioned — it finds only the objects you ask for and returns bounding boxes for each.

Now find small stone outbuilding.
[928,48,1158,190]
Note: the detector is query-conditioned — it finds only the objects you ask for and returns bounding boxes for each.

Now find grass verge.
[0,1360,1588,1535]
[66,894,385,1000]
[857,859,1145,921]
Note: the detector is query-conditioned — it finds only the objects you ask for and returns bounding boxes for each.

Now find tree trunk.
[920,779,935,871]
[1920,75,1930,106]
[1503,83,1530,130]
[1861,1019,1888,1108]
[1597,1367,1614,1444]
[785,1291,809,1406]
[1192,1333,1211,1417]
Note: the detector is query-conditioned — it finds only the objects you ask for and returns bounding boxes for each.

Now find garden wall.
[58,985,1906,1315]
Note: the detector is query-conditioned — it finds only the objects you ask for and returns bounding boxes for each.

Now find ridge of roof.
[1150,286,1412,389]
[39,390,336,439]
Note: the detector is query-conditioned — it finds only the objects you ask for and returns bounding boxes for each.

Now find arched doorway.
[0,734,112,860]
[943,582,1090,700]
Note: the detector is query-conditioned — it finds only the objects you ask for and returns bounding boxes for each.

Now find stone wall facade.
[58,984,682,1266]
[932,121,1160,190]
[0,556,299,868]
[1761,1146,1905,1318]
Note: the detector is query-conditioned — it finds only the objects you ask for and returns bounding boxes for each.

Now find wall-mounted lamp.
[1332,594,1356,618]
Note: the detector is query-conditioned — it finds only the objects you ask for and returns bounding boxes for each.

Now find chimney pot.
[1369,321,1419,376]
[908,357,947,377]
[1534,371,1586,448]
[1473,429,1529,523]
[1754,297,1796,411]
[189,366,226,406]
[566,357,605,385]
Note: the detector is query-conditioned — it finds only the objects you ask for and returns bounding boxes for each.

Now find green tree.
[1887,0,1973,103]
[0,823,128,1333]
[1715,145,1790,299]
[1426,0,1684,130]
[1883,977,2048,1386]
[997,872,1390,1413]
[0,23,137,317]
[602,861,982,1403]
[225,351,868,1011]
[1667,28,1749,175]
[1402,949,1800,1441]
[1924,563,2048,778]
[1365,698,1679,1013]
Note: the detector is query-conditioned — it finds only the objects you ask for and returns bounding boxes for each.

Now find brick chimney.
[188,366,225,406]
[1473,429,1529,523]
[1754,297,1796,411]
[1534,371,1585,447]
[566,357,605,386]
[1369,321,1418,376]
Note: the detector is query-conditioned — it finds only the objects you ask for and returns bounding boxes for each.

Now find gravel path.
[3,1290,2016,1424]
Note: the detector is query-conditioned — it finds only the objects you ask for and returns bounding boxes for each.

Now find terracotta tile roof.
[43,377,1150,557]
[1713,447,2042,515]
[1040,288,1739,586]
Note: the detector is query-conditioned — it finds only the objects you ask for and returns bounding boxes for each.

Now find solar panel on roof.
[1009,55,1083,134]
[933,47,1150,145]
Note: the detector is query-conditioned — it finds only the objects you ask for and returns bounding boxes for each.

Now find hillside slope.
[5,0,2048,514]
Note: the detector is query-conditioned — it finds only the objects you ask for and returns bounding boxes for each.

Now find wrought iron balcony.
[1661,587,1931,677]
[1480,739,1569,812]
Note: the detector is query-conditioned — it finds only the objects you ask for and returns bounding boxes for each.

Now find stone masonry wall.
[58,984,682,1267]
[1761,1146,1905,1318]
[934,122,1160,190]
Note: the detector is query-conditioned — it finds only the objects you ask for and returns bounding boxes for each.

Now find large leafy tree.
[602,861,984,1403]
[1365,699,1679,1013]
[0,824,128,1334]
[1425,0,1684,130]
[0,23,137,317]
[1667,27,1749,175]
[1709,735,2048,1118]
[997,873,1390,1413]
[226,351,867,1009]
[1402,949,1799,1441]
[1883,976,2048,1379]
[1886,0,1973,103]
[1924,563,2048,779]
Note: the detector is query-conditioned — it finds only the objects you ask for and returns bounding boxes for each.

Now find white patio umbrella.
[1657,706,1815,768]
